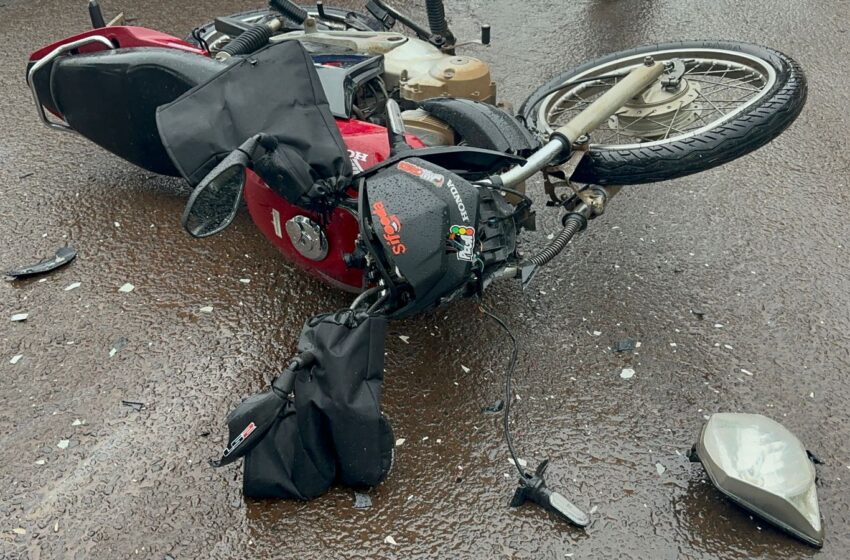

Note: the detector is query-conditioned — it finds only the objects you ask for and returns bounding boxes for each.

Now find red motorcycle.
[26,1,811,527]
[26,1,805,300]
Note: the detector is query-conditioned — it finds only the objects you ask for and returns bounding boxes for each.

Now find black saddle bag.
[217,310,393,499]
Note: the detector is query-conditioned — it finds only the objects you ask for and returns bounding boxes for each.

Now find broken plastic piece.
[354,492,373,509]
[482,399,504,414]
[110,337,129,358]
[6,246,77,279]
[121,400,145,411]
[614,339,636,353]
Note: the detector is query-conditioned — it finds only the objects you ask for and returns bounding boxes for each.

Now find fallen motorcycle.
[26,0,815,546]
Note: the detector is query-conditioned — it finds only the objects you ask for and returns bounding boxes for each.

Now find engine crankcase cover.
[367,157,481,314]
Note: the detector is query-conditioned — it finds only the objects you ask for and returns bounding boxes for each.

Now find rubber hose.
[270,0,308,24]
[220,23,273,57]
[521,215,584,267]
[425,0,449,36]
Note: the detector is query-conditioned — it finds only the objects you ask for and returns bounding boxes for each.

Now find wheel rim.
[535,48,777,150]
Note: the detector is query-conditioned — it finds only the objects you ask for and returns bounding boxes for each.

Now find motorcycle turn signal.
[509,460,589,528]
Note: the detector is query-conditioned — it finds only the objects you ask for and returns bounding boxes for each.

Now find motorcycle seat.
[48,47,224,175]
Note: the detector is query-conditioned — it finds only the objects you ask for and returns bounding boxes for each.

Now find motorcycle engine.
[365,157,516,317]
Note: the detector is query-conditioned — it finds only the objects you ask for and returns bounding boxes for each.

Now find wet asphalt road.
[1,0,849,558]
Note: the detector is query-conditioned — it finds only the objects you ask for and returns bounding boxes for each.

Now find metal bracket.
[662,59,686,91]
[27,35,115,132]
[542,147,588,205]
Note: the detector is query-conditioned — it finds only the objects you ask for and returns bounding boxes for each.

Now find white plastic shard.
[695,413,824,547]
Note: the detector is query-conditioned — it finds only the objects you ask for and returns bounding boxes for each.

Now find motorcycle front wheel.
[520,41,806,185]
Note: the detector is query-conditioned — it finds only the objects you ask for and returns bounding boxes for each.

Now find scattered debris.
[354,492,372,509]
[656,462,666,475]
[723,344,733,350]
[71,419,83,427]
[34,459,45,466]
[63,281,82,292]
[384,536,397,545]
[19,172,34,179]
[395,438,406,447]
[614,339,636,353]
[109,337,129,358]
[741,368,754,376]
[398,335,410,344]
[239,278,251,284]
[199,306,214,313]
[620,368,636,379]
[714,323,724,328]
[691,309,706,320]
[12,528,26,536]
[57,439,70,449]
[11,313,29,322]
[10,354,23,365]
[121,400,145,411]
[5,246,77,278]
[118,283,135,293]
[592,330,602,336]
[461,364,470,373]
[482,399,504,414]
[508,457,528,468]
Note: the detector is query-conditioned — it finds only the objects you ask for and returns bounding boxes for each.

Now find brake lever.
[510,460,590,527]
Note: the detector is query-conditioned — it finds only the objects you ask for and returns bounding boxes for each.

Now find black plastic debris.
[354,492,373,509]
[121,400,145,411]
[6,246,77,279]
[614,339,637,353]
[483,399,504,414]
[691,309,706,320]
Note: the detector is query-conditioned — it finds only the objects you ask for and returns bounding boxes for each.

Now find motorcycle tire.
[519,41,806,185]
[185,6,384,48]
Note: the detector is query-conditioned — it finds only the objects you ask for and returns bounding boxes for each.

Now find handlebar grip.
[218,23,275,58]
[270,0,308,24]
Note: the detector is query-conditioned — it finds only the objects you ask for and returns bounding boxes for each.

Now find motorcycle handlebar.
[216,18,283,59]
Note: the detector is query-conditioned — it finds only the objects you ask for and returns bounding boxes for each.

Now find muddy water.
[1,0,848,558]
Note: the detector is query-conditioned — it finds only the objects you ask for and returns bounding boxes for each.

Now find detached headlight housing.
[694,413,824,547]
